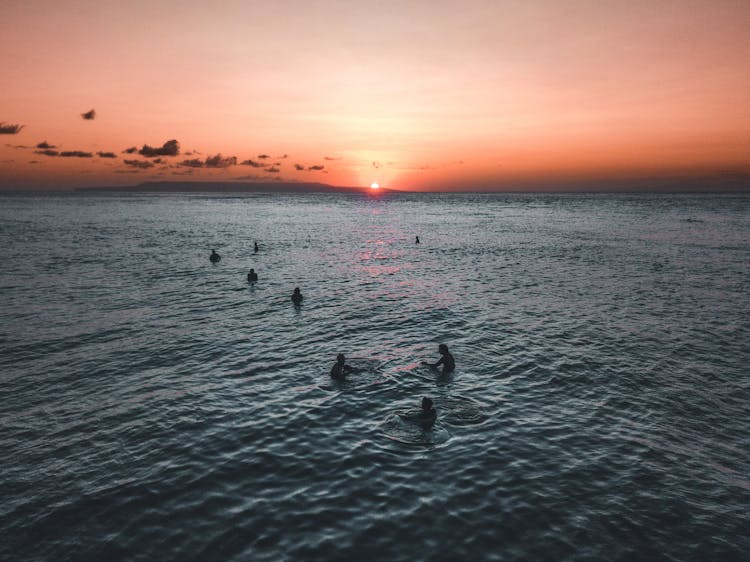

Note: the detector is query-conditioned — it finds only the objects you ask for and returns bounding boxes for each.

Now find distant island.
[76,181,395,194]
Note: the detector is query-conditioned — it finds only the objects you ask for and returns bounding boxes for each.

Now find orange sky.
[1,0,749,191]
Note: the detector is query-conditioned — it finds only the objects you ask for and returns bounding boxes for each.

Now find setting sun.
[370,182,380,189]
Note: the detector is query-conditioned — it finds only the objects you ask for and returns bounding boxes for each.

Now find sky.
[1,0,749,191]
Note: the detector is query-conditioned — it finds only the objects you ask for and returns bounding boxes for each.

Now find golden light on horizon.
[370,182,380,189]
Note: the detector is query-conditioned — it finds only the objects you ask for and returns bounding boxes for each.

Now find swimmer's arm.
[422,357,444,369]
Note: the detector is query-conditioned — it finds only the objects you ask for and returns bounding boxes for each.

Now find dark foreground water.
[1,191,749,561]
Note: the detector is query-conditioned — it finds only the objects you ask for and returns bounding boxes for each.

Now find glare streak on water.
[1,191,749,561]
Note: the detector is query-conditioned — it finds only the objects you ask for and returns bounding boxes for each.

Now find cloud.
[180,158,204,168]
[265,166,280,173]
[123,159,154,169]
[294,164,305,171]
[324,156,341,161]
[97,151,117,158]
[81,109,96,120]
[60,150,93,158]
[36,141,57,149]
[236,174,277,181]
[0,123,25,134]
[308,165,325,171]
[205,154,237,168]
[34,149,59,156]
[6,144,30,149]
[241,159,265,168]
[171,169,194,175]
[277,154,289,159]
[257,154,270,159]
[182,154,237,168]
[122,146,137,154]
[139,139,179,157]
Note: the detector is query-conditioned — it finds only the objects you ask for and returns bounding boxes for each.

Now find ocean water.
[1,191,748,561]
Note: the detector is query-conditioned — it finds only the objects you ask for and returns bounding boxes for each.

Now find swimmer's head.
[422,397,433,411]
[294,287,300,293]
[438,344,449,354]
[336,353,345,363]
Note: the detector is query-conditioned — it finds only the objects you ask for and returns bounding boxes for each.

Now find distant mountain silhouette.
[76,181,392,194]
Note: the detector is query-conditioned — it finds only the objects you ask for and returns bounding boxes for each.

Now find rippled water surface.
[1,191,749,561]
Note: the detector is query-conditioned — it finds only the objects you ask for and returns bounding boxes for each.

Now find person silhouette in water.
[415,236,420,244]
[247,268,258,283]
[330,353,358,380]
[400,397,437,428]
[422,344,455,375]
[210,249,221,263]
[254,241,259,253]
[291,287,303,305]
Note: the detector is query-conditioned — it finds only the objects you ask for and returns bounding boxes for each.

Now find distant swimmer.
[400,397,437,428]
[422,344,455,375]
[291,287,303,305]
[415,236,420,244]
[247,268,258,283]
[210,249,221,263]
[254,241,259,253]
[330,353,358,380]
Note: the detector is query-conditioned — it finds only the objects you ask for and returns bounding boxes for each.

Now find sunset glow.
[1,0,749,191]
[370,183,380,190]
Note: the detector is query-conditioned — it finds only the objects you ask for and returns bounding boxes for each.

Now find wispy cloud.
[308,165,324,171]
[265,166,280,173]
[240,159,265,168]
[139,139,179,157]
[123,159,154,169]
[81,109,96,120]
[60,150,93,158]
[294,164,305,171]
[324,156,341,161]
[97,151,117,158]
[257,154,270,159]
[123,146,138,154]
[236,174,278,181]
[180,158,203,168]
[34,149,59,156]
[0,123,25,134]
[36,141,56,149]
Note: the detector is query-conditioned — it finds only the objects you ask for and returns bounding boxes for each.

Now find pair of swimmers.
[330,344,454,380]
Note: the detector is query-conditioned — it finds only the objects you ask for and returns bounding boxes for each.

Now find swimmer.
[400,397,437,428]
[291,287,303,305]
[254,241,259,253]
[422,344,455,375]
[330,353,358,380]
[247,268,258,283]
[415,235,420,244]
[209,249,221,263]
